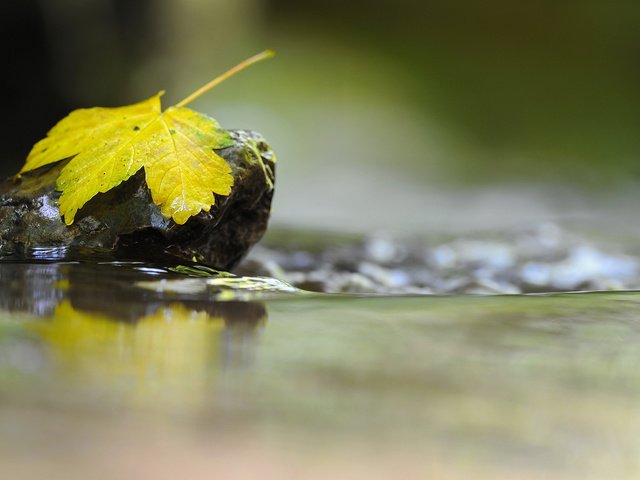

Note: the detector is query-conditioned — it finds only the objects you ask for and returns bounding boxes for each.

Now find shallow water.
[1,259,640,479]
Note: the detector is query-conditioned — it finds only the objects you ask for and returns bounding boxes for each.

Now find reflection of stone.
[0,130,275,270]
[0,261,268,407]
[0,262,65,316]
[0,261,272,321]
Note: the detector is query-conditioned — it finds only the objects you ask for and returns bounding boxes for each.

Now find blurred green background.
[3,0,640,231]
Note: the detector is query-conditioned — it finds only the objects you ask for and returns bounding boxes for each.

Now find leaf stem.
[174,50,275,108]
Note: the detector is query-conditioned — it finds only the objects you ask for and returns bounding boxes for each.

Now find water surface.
[1,260,639,479]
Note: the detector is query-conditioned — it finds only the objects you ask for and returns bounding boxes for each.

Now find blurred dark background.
[3,0,640,231]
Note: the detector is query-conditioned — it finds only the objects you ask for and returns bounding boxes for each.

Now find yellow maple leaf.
[19,50,274,225]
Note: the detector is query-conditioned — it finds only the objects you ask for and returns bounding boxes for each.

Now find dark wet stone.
[0,130,275,270]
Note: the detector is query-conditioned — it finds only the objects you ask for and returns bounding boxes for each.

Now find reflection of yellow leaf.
[32,301,224,408]
[19,50,274,225]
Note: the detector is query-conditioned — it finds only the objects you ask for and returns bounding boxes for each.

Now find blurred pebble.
[364,236,406,264]
[240,224,640,295]
[429,244,457,269]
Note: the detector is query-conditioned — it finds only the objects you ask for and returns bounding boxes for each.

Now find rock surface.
[0,130,275,270]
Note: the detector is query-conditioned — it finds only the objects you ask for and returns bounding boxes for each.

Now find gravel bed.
[238,223,640,294]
